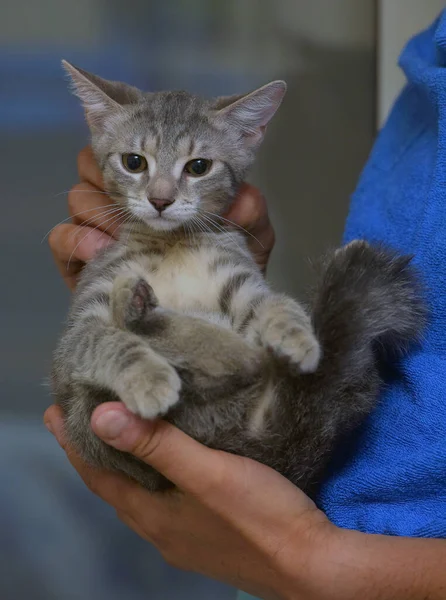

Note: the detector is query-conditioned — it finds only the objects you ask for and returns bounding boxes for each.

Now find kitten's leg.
[111,273,159,330]
[215,268,320,373]
[236,293,320,373]
[111,275,267,394]
[250,242,424,494]
[249,295,320,372]
[63,319,181,419]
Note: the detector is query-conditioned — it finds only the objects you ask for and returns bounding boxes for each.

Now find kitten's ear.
[213,93,246,110]
[62,60,142,130]
[214,80,286,146]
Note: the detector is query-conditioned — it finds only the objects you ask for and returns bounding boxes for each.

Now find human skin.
[45,148,446,600]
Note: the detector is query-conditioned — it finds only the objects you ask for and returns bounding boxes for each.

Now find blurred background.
[0,1,444,599]
[2,0,377,417]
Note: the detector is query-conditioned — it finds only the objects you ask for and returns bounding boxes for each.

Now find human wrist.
[267,511,343,600]
[270,517,405,600]
[291,525,446,600]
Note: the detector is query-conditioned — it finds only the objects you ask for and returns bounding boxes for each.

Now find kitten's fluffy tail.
[311,241,426,378]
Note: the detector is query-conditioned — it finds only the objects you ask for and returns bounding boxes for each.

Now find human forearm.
[278,526,446,600]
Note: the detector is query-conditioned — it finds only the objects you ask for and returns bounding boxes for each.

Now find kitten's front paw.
[118,356,181,419]
[264,322,321,373]
[112,275,158,330]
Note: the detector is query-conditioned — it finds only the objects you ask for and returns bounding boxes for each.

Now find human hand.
[45,401,446,599]
[44,402,333,600]
[48,147,275,289]
[48,147,119,289]
[225,182,275,273]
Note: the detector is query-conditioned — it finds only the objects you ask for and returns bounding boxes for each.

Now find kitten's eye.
[122,154,148,173]
[184,158,212,177]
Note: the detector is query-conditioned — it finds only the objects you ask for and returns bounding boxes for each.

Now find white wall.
[377,0,445,126]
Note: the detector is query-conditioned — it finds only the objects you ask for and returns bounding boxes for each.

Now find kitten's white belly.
[120,241,251,328]
[146,249,221,313]
[151,268,216,311]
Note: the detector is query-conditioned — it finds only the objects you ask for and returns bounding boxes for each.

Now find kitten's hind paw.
[112,275,158,329]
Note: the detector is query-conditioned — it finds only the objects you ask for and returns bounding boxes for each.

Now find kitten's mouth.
[153,213,176,223]
[133,205,189,231]
[143,212,183,231]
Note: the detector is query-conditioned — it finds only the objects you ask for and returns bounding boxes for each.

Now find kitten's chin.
[143,216,183,233]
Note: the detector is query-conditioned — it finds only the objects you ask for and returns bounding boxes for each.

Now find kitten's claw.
[264,324,321,373]
[118,356,181,419]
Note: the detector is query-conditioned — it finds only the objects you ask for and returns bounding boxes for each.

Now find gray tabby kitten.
[52,61,424,495]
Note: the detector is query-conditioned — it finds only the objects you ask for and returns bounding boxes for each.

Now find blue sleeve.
[318,11,446,537]
[238,11,446,600]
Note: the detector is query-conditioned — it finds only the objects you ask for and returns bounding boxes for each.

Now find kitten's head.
[63,60,286,232]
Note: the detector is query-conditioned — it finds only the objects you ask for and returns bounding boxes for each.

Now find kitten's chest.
[146,246,220,312]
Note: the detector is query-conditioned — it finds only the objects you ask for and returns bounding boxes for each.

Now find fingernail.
[95,410,131,440]
[44,420,54,435]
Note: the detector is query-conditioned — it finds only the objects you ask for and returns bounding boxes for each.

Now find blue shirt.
[239,9,446,600]
[318,11,446,537]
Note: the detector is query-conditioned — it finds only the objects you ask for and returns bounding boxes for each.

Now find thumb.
[91,402,224,493]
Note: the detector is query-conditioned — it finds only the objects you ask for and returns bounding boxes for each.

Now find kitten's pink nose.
[149,198,175,214]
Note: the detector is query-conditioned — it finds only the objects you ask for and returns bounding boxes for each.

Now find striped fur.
[52,69,425,494]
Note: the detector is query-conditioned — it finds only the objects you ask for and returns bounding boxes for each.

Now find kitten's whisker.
[94,211,133,245]
[188,220,198,246]
[201,215,232,248]
[41,203,121,242]
[54,188,145,206]
[67,207,126,240]
[119,214,143,243]
[191,216,212,241]
[192,216,234,256]
[199,209,265,249]
[189,221,195,246]
[198,213,245,254]
[53,189,127,200]
[190,218,203,246]
[123,216,139,246]
[183,220,192,245]
[66,211,128,270]
[193,216,227,248]
[113,215,131,245]
[53,189,111,199]
[189,217,205,244]
[188,217,198,240]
